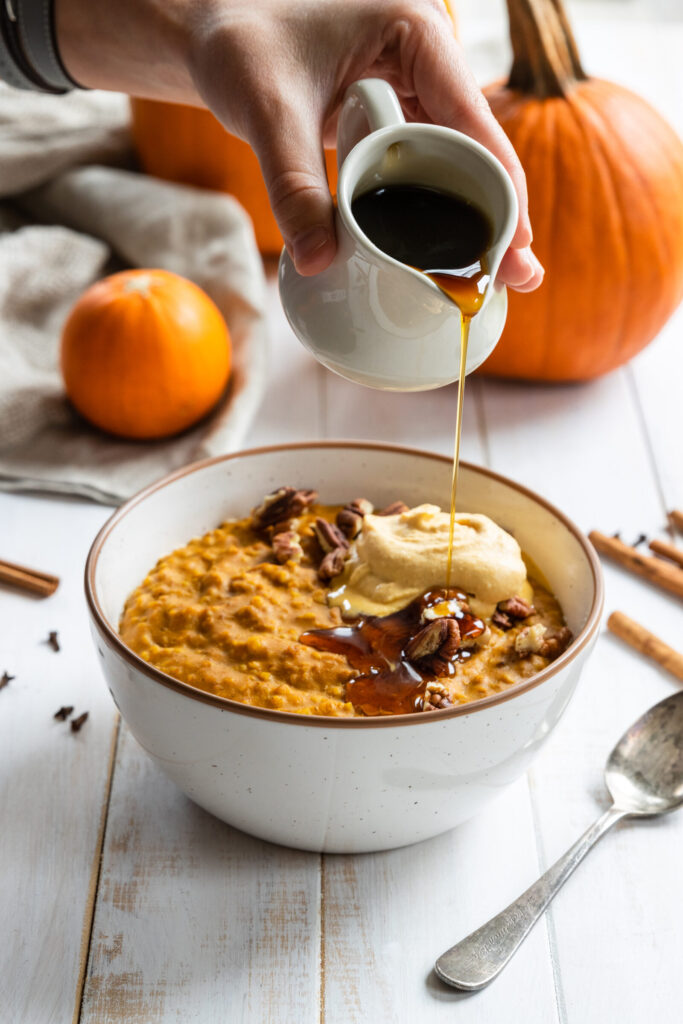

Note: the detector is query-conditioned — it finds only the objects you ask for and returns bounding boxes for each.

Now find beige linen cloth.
[0,84,268,504]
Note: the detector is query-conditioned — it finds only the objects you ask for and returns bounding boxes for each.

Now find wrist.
[54,0,201,103]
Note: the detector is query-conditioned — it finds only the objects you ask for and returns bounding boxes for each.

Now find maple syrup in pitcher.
[351,183,493,583]
[300,186,494,715]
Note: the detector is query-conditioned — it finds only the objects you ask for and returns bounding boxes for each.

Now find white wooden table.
[2,6,683,1022]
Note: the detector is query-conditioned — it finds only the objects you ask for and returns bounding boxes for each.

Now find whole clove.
[54,706,74,721]
[611,531,648,548]
[47,631,60,652]
[71,711,89,733]
[1,671,15,690]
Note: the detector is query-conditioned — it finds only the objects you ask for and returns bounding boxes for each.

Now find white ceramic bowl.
[86,443,603,853]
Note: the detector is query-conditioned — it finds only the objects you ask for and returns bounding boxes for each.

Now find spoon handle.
[435,805,627,991]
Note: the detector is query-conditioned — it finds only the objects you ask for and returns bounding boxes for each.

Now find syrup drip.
[301,589,485,716]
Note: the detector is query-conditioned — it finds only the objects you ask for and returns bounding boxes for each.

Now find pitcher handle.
[336,79,405,170]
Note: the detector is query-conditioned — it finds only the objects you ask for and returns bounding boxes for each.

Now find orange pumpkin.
[130,99,338,256]
[481,0,683,381]
[61,269,231,440]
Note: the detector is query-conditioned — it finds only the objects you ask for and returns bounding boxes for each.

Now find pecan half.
[313,517,349,553]
[318,547,347,581]
[375,501,409,516]
[497,596,535,620]
[405,618,461,676]
[272,531,303,564]
[336,507,363,540]
[252,487,317,528]
[421,682,454,712]
[514,623,547,656]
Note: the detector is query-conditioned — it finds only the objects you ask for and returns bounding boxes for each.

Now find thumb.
[252,102,336,275]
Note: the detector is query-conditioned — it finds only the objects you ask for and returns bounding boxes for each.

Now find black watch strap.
[15,0,80,90]
[0,0,49,89]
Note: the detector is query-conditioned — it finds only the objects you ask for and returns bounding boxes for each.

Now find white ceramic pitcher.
[278,79,518,391]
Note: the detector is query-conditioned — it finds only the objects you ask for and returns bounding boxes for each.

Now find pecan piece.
[348,498,374,516]
[272,531,303,564]
[375,501,409,516]
[313,517,349,553]
[421,596,468,624]
[252,486,317,528]
[514,623,547,656]
[318,547,347,581]
[460,625,491,649]
[405,618,461,676]
[266,516,300,538]
[421,682,454,712]
[336,507,363,540]
[497,596,536,620]
[492,610,513,631]
[539,626,572,659]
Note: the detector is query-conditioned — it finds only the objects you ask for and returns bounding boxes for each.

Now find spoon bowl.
[606,690,683,816]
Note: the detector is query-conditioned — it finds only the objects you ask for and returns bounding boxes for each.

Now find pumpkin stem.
[505,0,587,98]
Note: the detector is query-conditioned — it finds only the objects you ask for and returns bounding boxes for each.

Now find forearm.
[55,0,200,103]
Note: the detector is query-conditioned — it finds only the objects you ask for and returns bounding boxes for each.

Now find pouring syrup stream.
[425,265,490,586]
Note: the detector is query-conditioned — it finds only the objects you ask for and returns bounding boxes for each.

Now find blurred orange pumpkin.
[481,0,683,381]
[130,99,338,255]
[61,269,231,440]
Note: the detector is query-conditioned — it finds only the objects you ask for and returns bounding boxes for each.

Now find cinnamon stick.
[0,559,59,597]
[649,538,683,570]
[589,531,683,601]
[669,510,683,534]
[607,611,683,683]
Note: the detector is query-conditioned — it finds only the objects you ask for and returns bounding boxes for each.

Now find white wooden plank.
[480,363,683,1021]
[524,628,683,1024]
[322,778,560,1024]
[80,725,322,1024]
[628,305,683,516]
[0,493,116,1024]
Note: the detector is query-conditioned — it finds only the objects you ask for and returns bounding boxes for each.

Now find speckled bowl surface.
[86,443,603,853]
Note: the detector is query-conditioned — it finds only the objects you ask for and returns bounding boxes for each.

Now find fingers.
[497,247,545,292]
[249,97,337,275]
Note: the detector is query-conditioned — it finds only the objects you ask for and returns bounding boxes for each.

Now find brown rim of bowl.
[85,440,604,729]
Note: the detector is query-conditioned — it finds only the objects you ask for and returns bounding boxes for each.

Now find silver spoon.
[435,689,683,991]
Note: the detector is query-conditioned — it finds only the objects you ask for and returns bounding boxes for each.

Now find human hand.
[189,0,542,288]
[57,0,543,288]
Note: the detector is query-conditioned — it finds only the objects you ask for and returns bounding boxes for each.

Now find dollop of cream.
[328,503,530,617]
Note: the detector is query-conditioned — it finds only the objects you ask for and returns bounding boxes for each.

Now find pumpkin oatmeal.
[119,486,571,716]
